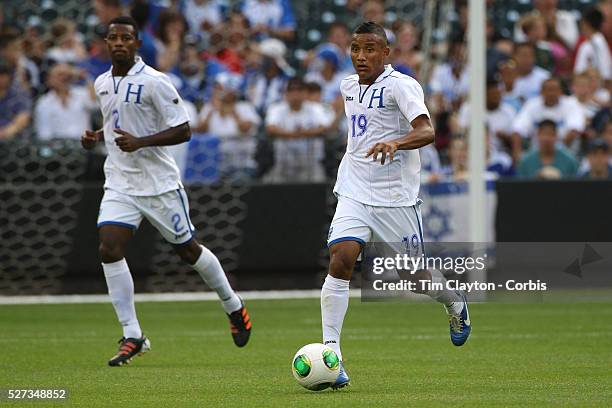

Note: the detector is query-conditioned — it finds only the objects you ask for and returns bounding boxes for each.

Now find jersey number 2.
[112,109,120,129]
[351,114,367,137]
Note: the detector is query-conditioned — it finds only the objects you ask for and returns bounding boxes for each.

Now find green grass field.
[1,298,611,407]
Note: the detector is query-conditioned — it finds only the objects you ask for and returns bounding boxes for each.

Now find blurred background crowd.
[1,0,611,182]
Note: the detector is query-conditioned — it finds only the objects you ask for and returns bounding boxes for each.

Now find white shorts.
[97,188,196,245]
[327,195,425,256]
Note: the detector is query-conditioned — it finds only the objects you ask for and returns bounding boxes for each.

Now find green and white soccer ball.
[291,343,340,391]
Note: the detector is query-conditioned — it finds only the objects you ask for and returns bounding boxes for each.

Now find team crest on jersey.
[367,87,385,108]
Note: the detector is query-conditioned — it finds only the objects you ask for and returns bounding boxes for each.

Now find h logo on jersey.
[368,87,385,108]
[124,83,143,104]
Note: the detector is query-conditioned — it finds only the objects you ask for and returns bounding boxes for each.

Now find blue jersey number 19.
[351,114,367,138]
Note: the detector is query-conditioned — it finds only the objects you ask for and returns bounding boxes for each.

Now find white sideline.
[0,289,363,305]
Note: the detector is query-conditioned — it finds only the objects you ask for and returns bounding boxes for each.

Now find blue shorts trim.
[172,235,194,246]
[176,189,194,233]
[327,236,366,248]
[97,221,137,230]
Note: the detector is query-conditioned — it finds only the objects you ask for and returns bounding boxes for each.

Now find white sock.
[102,259,142,339]
[426,269,463,314]
[321,274,350,361]
[191,245,241,314]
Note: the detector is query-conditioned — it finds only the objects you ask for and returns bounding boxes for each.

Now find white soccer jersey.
[94,57,190,196]
[334,65,430,207]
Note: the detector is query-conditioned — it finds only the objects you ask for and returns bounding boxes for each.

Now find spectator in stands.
[214,11,251,74]
[21,26,46,92]
[457,80,516,155]
[241,0,296,42]
[93,0,122,26]
[511,78,585,161]
[130,0,158,67]
[512,42,550,104]
[429,40,469,115]
[34,63,96,141]
[498,59,522,112]
[569,71,604,121]
[361,1,395,43]
[518,14,554,72]
[518,119,578,179]
[195,72,260,179]
[304,48,346,104]
[182,0,225,38]
[441,135,514,181]
[420,144,443,183]
[574,7,612,82]
[168,45,226,106]
[390,21,421,78]
[441,137,468,181]
[0,63,31,141]
[601,0,612,49]
[305,23,352,74]
[514,0,579,50]
[581,139,612,179]
[0,28,40,90]
[486,20,512,81]
[154,9,187,72]
[45,19,87,64]
[246,38,293,116]
[580,121,612,173]
[486,129,515,178]
[305,81,336,126]
[264,78,333,182]
[81,27,112,79]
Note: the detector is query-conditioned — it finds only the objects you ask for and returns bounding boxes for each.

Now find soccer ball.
[291,343,340,391]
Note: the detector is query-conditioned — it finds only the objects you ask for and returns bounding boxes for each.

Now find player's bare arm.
[366,114,434,164]
[114,122,191,152]
[266,124,298,140]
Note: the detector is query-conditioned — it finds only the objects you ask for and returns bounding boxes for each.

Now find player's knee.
[99,241,124,263]
[328,252,354,280]
[174,240,201,265]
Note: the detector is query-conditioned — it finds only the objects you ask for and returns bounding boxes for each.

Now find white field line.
[0,289,365,305]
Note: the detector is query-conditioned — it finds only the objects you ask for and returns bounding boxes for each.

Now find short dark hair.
[542,77,561,88]
[353,21,388,45]
[305,81,322,92]
[486,79,499,89]
[588,138,609,153]
[538,119,557,132]
[286,77,305,91]
[514,41,535,53]
[108,16,140,38]
[582,7,604,31]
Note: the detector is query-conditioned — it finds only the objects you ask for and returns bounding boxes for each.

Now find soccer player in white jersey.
[81,17,252,366]
[322,22,471,389]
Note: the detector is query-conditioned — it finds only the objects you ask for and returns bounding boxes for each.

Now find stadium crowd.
[1,0,611,181]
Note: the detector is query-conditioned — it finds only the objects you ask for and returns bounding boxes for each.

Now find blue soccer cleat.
[448,291,471,346]
[331,361,350,390]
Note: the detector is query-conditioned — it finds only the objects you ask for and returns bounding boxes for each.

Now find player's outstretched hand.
[114,128,142,152]
[366,141,399,165]
[81,129,99,150]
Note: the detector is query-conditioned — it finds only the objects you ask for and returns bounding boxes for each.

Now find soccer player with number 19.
[322,21,471,389]
[81,16,251,366]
